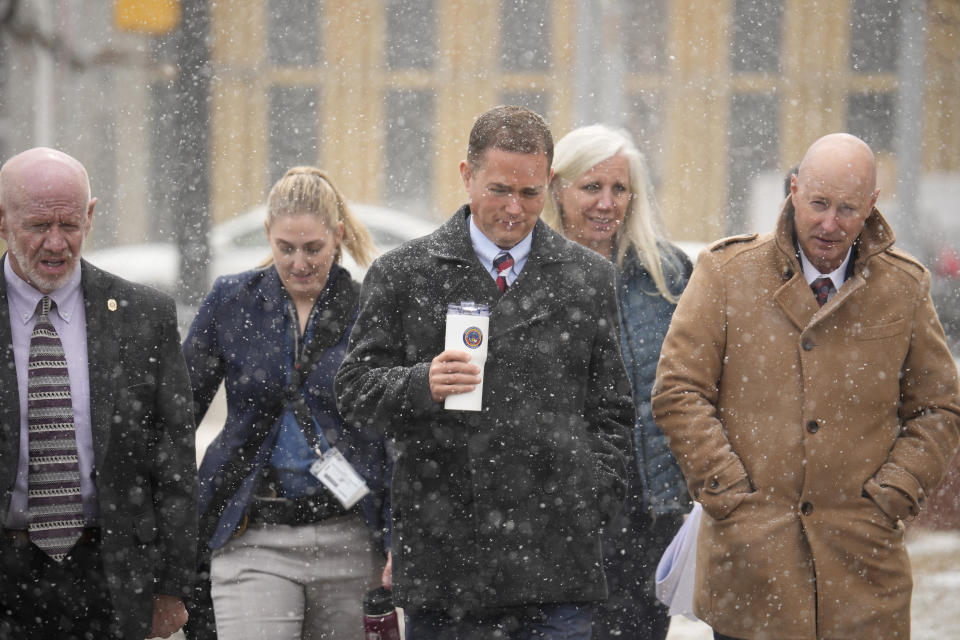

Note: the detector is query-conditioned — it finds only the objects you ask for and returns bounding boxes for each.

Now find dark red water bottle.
[363,587,401,640]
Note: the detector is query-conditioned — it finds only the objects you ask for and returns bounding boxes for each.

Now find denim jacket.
[617,244,693,515]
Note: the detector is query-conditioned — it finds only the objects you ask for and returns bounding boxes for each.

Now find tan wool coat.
[652,202,960,639]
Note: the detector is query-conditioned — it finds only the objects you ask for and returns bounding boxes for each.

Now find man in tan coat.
[652,133,960,639]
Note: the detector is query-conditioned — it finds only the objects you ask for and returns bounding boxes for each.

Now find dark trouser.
[406,603,594,640]
[593,507,683,640]
[0,528,120,639]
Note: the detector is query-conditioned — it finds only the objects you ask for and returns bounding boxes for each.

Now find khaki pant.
[211,514,381,639]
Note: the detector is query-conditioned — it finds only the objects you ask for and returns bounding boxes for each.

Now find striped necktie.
[493,251,514,293]
[810,277,835,307]
[27,296,84,561]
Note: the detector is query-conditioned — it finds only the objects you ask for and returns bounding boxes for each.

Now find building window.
[727,92,779,233]
[386,0,436,70]
[500,0,550,72]
[0,39,7,164]
[500,90,548,119]
[850,0,900,73]
[730,0,783,74]
[149,80,179,241]
[847,92,895,152]
[384,89,434,209]
[623,0,668,75]
[269,86,320,185]
[267,0,320,68]
[626,91,664,183]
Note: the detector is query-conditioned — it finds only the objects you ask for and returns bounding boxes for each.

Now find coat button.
[801,502,814,515]
[806,420,819,434]
[801,339,813,351]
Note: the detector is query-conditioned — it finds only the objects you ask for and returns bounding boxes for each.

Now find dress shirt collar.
[467,213,534,279]
[4,255,83,325]
[799,247,851,291]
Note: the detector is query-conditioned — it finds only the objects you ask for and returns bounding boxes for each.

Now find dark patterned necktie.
[27,296,84,561]
[493,252,514,293]
[810,277,835,307]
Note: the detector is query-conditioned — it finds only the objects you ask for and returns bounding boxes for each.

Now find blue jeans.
[405,602,594,640]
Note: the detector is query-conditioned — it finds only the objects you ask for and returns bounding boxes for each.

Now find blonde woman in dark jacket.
[183,168,389,639]
[543,124,691,640]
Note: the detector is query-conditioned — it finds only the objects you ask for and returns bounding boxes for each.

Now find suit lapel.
[427,210,574,336]
[81,261,119,470]
[774,274,818,331]
[492,221,570,335]
[429,208,504,302]
[0,255,22,482]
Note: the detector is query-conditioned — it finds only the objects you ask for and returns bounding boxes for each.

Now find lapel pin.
[107,299,118,311]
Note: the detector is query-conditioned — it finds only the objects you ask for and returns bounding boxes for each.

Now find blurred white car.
[675,241,707,264]
[85,203,438,292]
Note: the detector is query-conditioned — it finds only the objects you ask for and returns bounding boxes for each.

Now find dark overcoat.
[0,257,198,640]
[336,206,635,615]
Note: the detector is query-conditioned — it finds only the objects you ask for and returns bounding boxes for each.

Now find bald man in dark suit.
[0,147,198,639]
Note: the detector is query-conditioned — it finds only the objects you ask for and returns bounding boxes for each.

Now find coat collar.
[428,205,574,267]
[773,197,896,275]
[252,263,286,306]
[249,261,352,306]
[424,206,576,330]
[246,262,357,365]
[772,198,897,331]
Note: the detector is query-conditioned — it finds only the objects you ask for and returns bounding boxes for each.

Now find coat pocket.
[852,318,907,341]
[698,474,753,521]
[132,508,158,544]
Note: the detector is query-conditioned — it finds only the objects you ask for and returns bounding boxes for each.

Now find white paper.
[309,448,371,510]
[655,502,702,621]
[443,307,489,412]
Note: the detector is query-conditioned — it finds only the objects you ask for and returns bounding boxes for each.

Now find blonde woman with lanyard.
[543,125,692,640]
[183,167,390,639]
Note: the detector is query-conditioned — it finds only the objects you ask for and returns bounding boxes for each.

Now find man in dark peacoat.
[336,106,635,638]
[0,148,197,639]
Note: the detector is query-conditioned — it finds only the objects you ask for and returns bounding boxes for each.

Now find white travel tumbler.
[443,302,490,412]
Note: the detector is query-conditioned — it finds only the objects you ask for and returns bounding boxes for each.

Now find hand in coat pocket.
[863,477,917,525]
[700,475,754,520]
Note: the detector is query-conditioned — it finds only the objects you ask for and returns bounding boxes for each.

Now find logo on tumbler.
[463,326,483,349]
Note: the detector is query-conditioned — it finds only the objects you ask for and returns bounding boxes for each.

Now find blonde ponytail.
[263,166,376,268]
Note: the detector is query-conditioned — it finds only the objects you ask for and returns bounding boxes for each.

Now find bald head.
[0,147,96,292]
[797,133,877,195]
[790,133,880,273]
[0,147,92,211]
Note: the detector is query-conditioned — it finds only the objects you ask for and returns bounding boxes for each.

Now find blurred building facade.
[205,0,960,243]
[0,0,958,247]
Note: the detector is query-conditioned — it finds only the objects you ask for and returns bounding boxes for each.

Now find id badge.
[309,448,371,510]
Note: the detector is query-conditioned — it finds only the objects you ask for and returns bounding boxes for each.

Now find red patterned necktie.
[27,296,84,561]
[810,277,835,307]
[493,252,514,293]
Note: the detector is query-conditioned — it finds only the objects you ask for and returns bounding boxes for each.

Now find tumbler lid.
[363,587,394,615]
